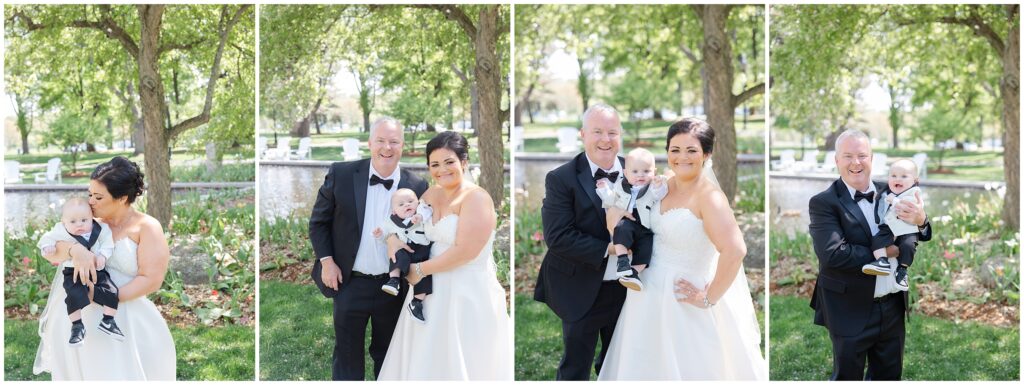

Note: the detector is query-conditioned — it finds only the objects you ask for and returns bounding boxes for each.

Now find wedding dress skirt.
[34,238,177,380]
[598,203,767,380]
[378,215,513,380]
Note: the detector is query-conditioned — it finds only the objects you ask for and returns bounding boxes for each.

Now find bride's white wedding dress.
[34,238,176,380]
[378,215,513,380]
[598,202,767,380]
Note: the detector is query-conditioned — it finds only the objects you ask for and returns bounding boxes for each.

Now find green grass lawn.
[769,295,1019,380]
[514,293,567,380]
[259,280,374,380]
[514,293,766,380]
[4,319,254,380]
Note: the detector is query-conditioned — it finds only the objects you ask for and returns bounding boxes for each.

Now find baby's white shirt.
[879,186,923,237]
[37,221,115,269]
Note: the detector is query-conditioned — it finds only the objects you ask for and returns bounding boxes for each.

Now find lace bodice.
[424,214,497,271]
[649,201,719,280]
[104,238,139,287]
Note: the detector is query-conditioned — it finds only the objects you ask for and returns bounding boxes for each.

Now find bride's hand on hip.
[70,244,97,285]
[675,279,710,309]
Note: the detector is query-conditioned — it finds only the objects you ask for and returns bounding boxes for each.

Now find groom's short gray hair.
[834,129,870,151]
[581,104,621,129]
[369,117,402,137]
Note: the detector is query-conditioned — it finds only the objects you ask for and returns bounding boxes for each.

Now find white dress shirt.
[586,153,625,281]
[351,163,402,275]
[841,180,900,298]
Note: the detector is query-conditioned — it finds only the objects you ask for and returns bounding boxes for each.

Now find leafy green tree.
[8,5,254,226]
[913,106,968,172]
[44,111,105,173]
[771,4,1018,229]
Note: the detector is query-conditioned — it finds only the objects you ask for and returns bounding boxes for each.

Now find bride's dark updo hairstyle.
[425,131,470,164]
[91,156,146,204]
[666,117,715,155]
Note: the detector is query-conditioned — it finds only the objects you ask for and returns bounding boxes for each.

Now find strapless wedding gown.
[34,238,177,380]
[378,215,513,380]
[598,202,767,380]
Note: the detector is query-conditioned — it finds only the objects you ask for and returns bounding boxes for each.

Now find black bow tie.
[594,169,619,183]
[370,175,394,190]
[854,190,874,203]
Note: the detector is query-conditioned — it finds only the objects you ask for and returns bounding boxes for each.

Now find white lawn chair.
[817,151,837,173]
[795,150,819,171]
[291,137,312,160]
[556,127,580,153]
[342,138,361,161]
[34,158,62,184]
[771,150,796,171]
[912,153,928,179]
[256,136,268,159]
[871,153,888,177]
[514,126,525,152]
[5,161,22,184]
[264,137,291,160]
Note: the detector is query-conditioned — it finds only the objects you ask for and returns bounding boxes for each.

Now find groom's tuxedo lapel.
[835,181,872,240]
[575,156,604,221]
[352,159,370,235]
[574,153,626,223]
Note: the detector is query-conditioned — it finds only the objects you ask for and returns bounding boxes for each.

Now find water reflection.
[259,165,432,222]
[5,188,250,236]
[769,175,999,233]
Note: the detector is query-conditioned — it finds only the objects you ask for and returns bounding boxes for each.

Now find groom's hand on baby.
[895,191,927,226]
[320,258,343,290]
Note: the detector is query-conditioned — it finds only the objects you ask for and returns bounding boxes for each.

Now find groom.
[535,104,645,380]
[808,129,931,380]
[309,117,429,380]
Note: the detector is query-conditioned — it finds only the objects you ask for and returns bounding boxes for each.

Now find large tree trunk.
[470,82,480,135]
[138,5,173,226]
[473,6,504,204]
[696,5,738,203]
[1000,11,1019,230]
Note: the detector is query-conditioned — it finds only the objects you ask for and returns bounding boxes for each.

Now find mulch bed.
[770,256,1019,327]
[6,285,253,328]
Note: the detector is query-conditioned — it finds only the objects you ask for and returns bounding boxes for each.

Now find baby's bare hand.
[411,214,422,224]
[373,228,383,238]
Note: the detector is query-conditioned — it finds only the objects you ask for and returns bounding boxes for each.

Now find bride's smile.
[427,149,468,189]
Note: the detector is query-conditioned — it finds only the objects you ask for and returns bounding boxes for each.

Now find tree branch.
[9,6,140,59]
[898,5,1007,55]
[159,37,206,55]
[732,82,765,108]
[411,5,477,39]
[168,4,251,139]
[450,63,470,83]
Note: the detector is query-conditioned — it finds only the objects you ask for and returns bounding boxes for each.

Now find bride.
[34,156,176,380]
[598,118,766,380]
[378,131,513,380]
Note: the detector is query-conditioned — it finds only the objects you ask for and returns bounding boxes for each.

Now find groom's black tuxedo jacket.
[534,153,625,322]
[808,179,931,336]
[309,158,428,290]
